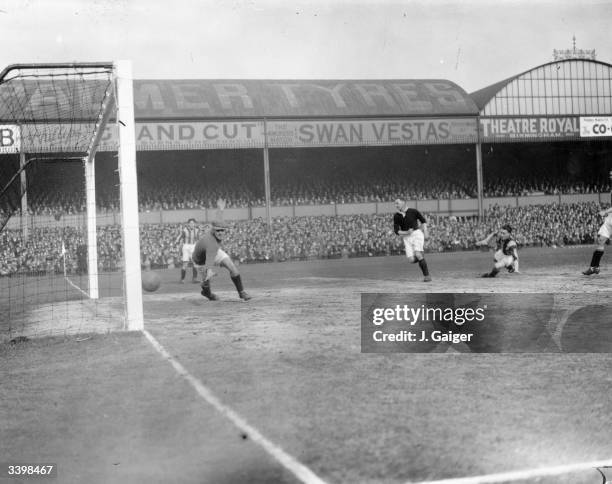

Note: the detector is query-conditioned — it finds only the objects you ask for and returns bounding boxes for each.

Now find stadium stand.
[0,201,604,275]
[9,153,610,215]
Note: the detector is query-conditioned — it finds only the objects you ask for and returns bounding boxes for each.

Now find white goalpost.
[0,60,144,339]
[115,60,143,331]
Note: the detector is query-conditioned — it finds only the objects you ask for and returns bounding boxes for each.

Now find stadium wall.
[4,193,608,230]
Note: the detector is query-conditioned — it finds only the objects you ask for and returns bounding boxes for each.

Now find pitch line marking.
[64,274,89,298]
[411,458,612,484]
[142,329,328,484]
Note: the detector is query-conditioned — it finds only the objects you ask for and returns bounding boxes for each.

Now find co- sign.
[580,117,612,137]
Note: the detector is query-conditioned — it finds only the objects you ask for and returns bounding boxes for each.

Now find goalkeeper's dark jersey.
[192,233,219,265]
[393,208,427,234]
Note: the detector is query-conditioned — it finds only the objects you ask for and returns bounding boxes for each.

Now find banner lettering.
[479,116,581,141]
[0,125,20,153]
[266,118,477,147]
[580,117,612,138]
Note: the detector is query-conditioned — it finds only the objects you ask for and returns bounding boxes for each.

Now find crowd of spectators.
[1,201,604,276]
[5,175,609,217]
[2,148,610,217]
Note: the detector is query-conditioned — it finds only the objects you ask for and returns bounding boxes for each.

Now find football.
[142,271,162,292]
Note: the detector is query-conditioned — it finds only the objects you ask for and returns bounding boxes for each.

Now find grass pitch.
[2,246,612,483]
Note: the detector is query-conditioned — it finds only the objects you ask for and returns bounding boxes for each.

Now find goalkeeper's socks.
[180,269,186,281]
[418,259,430,277]
[201,280,213,299]
[231,274,244,293]
[590,249,604,268]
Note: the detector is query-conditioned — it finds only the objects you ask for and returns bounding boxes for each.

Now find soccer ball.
[142,271,161,292]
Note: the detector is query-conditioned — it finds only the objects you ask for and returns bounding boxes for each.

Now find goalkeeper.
[191,221,251,301]
[476,224,519,278]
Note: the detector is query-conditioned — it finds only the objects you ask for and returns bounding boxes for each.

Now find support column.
[476,142,484,219]
[20,152,28,240]
[263,118,272,231]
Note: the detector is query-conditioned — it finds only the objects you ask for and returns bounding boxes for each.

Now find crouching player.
[476,224,519,278]
[191,221,251,301]
[583,206,612,275]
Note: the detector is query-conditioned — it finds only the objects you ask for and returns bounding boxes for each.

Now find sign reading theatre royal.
[479,116,582,142]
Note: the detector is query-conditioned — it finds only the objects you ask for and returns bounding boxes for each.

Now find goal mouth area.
[1,60,144,336]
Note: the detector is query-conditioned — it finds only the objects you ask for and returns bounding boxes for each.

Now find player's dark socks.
[231,274,244,293]
[180,269,186,281]
[192,267,198,281]
[418,259,430,277]
[200,280,217,300]
[590,249,604,268]
[482,268,500,278]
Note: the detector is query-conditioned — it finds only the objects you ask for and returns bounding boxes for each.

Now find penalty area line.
[142,329,328,484]
[411,458,612,484]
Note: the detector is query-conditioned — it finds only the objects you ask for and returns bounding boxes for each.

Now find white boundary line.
[62,249,89,298]
[411,459,612,484]
[142,329,328,484]
[64,274,89,298]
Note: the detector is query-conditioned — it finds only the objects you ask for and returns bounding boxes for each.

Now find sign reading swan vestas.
[479,116,580,142]
[266,118,477,147]
[14,118,477,152]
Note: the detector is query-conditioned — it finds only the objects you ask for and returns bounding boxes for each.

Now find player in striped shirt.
[175,218,200,283]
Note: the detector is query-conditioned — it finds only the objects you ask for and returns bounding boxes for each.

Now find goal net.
[0,62,143,342]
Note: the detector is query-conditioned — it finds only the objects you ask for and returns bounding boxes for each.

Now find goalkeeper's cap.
[501,224,513,233]
[188,218,196,223]
[211,221,228,231]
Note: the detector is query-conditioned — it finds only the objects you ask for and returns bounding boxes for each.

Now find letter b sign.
[0,125,21,153]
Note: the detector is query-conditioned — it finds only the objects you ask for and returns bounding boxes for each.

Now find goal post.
[115,60,143,331]
[0,60,144,340]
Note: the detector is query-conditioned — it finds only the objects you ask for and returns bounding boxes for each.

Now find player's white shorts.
[494,250,515,268]
[212,248,231,266]
[402,230,425,259]
[598,221,612,239]
[182,243,195,263]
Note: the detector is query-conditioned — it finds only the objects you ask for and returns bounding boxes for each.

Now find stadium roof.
[122,79,479,119]
[469,76,515,112]
[469,58,612,111]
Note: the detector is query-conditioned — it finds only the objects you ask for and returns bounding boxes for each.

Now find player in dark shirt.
[393,198,431,282]
[476,224,519,277]
[192,221,251,301]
